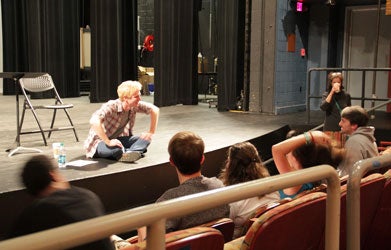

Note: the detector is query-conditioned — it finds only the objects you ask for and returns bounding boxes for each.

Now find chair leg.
[24,103,47,146]
[48,109,57,139]
[31,109,47,146]
[64,109,79,142]
[15,104,27,145]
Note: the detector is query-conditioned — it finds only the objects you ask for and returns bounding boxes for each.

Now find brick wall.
[274,0,308,114]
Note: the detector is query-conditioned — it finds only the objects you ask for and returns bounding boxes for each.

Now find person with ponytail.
[219,142,279,239]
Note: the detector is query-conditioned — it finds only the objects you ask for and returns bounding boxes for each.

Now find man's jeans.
[95,136,150,160]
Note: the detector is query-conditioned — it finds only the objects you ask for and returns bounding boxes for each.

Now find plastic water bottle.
[58,143,66,168]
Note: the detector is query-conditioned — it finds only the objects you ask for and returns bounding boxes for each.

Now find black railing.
[306,67,391,124]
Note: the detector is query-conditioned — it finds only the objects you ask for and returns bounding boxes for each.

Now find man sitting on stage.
[8,155,114,250]
[84,80,159,162]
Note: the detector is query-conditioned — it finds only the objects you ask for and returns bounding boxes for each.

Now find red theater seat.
[224,192,327,250]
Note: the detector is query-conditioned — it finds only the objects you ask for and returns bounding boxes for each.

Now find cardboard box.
[138,66,154,95]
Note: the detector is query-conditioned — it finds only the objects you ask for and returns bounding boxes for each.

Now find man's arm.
[90,115,123,148]
[140,105,159,140]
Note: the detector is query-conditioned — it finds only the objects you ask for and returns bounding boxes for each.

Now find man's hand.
[106,138,124,149]
[140,132,153,141]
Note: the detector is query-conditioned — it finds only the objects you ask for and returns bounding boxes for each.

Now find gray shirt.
[338,126,378,177]
[156,175,230,232]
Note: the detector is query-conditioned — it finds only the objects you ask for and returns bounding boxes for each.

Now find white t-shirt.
[229,191,280,239]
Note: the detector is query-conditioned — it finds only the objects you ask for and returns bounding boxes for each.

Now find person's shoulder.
[138,100,155,108]
[263,191,281,201]
[70,186,100,199]
[99,99,119,106]
[95,99,120,113]
[136,100,156,112]
[351,127,375,138]
[201,176,225,188]
[54,186,102,205]
[156,187,181,202]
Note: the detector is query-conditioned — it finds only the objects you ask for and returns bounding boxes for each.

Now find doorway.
[343,5,391,110]
[198,0,218,107]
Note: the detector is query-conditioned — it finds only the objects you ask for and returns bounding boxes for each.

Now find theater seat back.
[235,192,327,250]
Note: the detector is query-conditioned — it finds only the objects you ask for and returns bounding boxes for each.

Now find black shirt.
[9,186,114,250]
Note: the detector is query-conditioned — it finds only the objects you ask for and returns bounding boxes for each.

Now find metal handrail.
[0,165,341,250]
[346,154,391,250]
[306,67,391,124]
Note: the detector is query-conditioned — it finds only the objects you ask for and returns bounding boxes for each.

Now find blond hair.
[117,80,142,101]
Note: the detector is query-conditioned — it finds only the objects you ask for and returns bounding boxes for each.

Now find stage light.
[326,0,336,6]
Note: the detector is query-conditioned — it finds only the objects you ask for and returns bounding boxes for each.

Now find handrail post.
[346,154,391,250]
[307,69,312,124]
[147,219,166,250]
[324,167,341,250]
[361,71,366,107]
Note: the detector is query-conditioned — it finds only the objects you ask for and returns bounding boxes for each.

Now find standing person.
[219,142,279,239]
[84,80,159,162]
[137,131,229,240]
[338,106,378,177]
[320,72,351,132]
[8,155,114,250]
[272,130,344,199]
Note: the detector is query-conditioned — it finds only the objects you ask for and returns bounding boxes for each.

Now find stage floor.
[2,93,391,238]
[0,94,328,194]
[3,93,391,194]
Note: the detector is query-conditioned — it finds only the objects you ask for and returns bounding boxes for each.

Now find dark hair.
[219,142,270,186]
[21,154,57,196]
[341,105,369,127]
[168,131,205,175]
[326,72,344,92]
[292,143,344,169]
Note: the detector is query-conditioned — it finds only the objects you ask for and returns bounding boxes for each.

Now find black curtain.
[89,0,138,103]
[154,0,199,107]
[1,0,80,97]
[1,0,28,95]
[216,0,245,111]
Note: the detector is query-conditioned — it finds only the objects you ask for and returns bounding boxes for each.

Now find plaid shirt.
[84,99,153,158]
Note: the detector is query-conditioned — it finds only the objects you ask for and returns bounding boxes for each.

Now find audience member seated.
[8,154,114,250]
[137,131,230,241]
[272,130,345,199]
[239,197,293,234]
[219,142,279,239]
[338,106,378,177]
